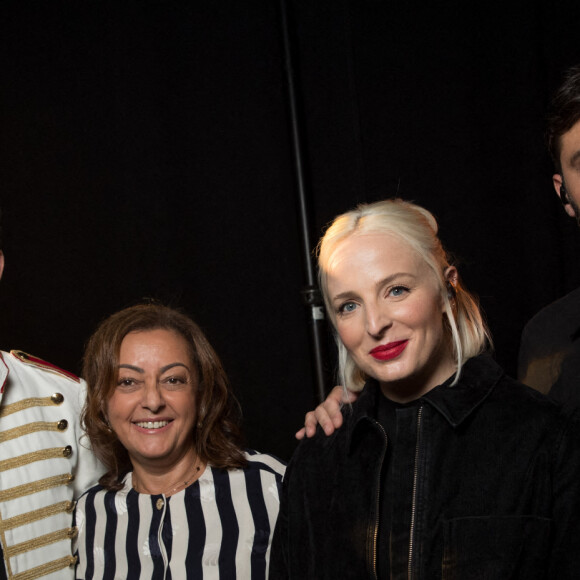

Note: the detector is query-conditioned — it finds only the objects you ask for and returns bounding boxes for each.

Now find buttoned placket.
[151,494,170,578]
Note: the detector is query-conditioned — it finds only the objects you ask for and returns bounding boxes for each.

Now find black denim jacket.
[270,355,580,579]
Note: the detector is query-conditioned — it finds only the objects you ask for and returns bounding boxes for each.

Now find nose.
[365,303,392,338]
[141,380,165,413]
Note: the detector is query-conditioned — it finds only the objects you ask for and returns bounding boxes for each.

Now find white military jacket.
[0,350,103,580]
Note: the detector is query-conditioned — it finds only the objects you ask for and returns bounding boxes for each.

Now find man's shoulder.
[0,349,85,410]
[522,286,580,339]
[4,350,80,383]
[1,349,83,393]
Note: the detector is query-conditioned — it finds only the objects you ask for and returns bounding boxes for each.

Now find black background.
[2,1,580,461]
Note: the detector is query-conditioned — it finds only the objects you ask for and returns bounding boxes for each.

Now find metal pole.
[279,0,328,403]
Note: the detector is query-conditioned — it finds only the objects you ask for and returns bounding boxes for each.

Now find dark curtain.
[1,1,580,460]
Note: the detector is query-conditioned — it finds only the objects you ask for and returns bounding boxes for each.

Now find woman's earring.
[446,281,456,300]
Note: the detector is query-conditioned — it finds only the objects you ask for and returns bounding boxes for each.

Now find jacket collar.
[347,354,503,446]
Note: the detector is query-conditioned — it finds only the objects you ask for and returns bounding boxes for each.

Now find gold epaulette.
[9,351,80,383]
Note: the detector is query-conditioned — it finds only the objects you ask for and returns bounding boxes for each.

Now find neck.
[131,447,205,496]
[379,347,457,404]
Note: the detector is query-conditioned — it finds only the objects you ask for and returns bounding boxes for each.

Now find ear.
[0,251,5,281]
[553,174,577,218]
[442,266,458,311]
[444,266,458,289]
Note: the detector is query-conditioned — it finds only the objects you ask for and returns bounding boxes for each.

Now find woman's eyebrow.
[117,362,190,373]
[118,364,144,373]
[374,272,415,290]
[160,362,190,373]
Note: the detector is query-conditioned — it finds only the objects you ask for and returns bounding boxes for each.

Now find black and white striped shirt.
[74,451,285,579]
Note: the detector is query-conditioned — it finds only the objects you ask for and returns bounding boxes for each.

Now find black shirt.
[376,391,422,578]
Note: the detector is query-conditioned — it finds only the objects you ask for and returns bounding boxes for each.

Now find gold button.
[63,445,73,458]
[57,420,68,431]
[69,556,78,567]
[67,474,75,483]
[156,498,164,510]
[51,393,64,404]
[66,501,76,513]
[68,527,78,539]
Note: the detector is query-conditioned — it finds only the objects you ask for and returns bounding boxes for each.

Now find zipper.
[371,421,388,580]
[407,405,423,580]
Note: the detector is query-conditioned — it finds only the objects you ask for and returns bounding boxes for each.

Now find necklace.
[133,458,202,496]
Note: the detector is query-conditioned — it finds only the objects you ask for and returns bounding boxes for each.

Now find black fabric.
[518,285,580,403]
[270,354,580,579]
[376,391,422,579]
[0,542,6,580]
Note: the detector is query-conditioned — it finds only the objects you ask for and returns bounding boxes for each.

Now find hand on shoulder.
[295,385,358,440]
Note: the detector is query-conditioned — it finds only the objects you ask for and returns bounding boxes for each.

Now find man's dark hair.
[547,65,580,173]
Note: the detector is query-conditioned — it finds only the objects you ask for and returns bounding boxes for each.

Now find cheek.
[419,307,447,343]
[106,393,131,423]
[173,390,197,416]
[336,319,363,350]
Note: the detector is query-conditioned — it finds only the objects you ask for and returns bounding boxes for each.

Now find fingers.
[305,410,322,437]
[296,385,359,440]
[341,388,358,405]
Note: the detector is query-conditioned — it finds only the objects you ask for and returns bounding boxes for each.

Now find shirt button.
[57,420,68,431]
[156,498,164,510]
[63,445,73,458]
[51,393,64,404]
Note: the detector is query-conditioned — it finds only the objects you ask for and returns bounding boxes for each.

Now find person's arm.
[73,379,106,497]
[295,386,358,440]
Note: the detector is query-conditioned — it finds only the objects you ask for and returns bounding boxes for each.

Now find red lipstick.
[369,340,408,361]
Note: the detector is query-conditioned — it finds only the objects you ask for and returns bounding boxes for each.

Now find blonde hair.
[317,199,490,392]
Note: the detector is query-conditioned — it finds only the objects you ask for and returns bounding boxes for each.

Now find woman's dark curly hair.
[81,303,246,490]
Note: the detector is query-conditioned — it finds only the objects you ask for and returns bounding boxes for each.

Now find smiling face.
[106,328,198,471]
[326,232,457,402]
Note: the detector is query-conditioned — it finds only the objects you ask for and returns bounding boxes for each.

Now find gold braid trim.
[4,528,77,558]
[4,527,76,558]
[0,397,59,419]
[0,501,74,532]
[11,556,76,580]
[0,422,66,444]
[0,448,70,473]
[0,474,73,502]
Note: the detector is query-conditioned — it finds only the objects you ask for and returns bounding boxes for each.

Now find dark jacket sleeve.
[548,406,580,576]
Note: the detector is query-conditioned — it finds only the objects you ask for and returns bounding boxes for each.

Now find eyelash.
[389,285,410,297]
[117,377,138,388]
[337,302,357,315]
[115,375,189,390]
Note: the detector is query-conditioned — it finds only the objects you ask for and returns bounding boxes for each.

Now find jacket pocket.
[442,515,551,579]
